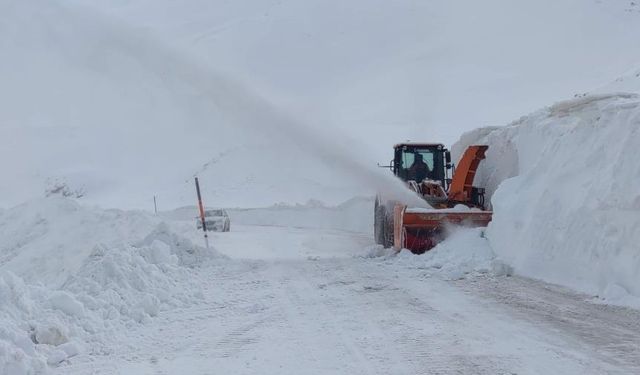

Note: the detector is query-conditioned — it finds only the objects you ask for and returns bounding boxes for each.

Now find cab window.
[401,149,435,170]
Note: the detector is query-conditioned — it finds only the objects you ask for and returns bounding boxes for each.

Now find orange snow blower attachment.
[393,205,492,253]
[375,143,492,254]
[448,145,489,204]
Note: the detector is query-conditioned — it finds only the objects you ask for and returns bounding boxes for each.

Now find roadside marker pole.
[153,195,158,215]
[195,177,210,249]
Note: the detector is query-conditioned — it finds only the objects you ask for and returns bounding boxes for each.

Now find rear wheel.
[374,199,385,245]
[374,197,394,248]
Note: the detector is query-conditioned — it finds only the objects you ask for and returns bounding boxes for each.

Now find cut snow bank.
[0,197,219,374]
[453,93,640,307]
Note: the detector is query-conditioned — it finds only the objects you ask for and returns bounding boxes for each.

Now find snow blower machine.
[375,143,492,254]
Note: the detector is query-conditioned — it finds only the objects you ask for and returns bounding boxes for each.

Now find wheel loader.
[375,143,492,254]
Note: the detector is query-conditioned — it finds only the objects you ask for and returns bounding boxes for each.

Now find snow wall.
[452,93,640,305]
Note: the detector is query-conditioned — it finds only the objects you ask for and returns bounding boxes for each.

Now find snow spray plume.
[52,1,428,208]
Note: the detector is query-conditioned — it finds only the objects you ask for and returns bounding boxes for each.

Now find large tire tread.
[375,197,395,248]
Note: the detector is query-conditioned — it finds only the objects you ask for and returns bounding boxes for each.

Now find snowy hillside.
[0,0,374,209]
[2,0,640,209]
[82,0,640,146]
[452,93,640,306]
[595,66,640,94]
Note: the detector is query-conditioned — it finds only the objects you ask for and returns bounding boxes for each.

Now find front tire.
[374,199,385,246]
[374,197,394,248]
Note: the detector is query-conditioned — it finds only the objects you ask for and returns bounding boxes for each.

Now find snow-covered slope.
[594,66,640,94]
[82,0,640,147]
[2,0,640,210]
[0,0,379,209]
[0,197,217,373]
[452,93,640,307]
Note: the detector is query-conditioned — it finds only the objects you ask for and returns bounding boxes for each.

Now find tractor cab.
[392,143,452,188]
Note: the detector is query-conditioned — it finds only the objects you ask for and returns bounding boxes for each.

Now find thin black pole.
[153,195,158,215]
[195,177,209,248]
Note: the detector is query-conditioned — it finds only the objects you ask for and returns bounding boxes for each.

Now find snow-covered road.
[56,224,640,374]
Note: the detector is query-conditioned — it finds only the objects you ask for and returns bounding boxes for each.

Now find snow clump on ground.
[379,228,512,280]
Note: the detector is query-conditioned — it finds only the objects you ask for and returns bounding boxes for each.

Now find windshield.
[399,148,435,182]
[401,149,434,170]
[205,209,225,217]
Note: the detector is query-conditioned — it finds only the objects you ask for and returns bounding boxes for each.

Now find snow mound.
[453,93,640,307]
[0,197,160,287]
[391,228,510,280]
[0,197,220,374]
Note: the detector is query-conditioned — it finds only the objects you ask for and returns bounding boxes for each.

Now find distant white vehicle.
[196,209,230,232]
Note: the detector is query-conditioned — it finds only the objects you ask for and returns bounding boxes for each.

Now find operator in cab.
[408,153,431,182]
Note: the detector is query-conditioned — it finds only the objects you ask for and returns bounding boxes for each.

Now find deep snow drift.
[0,198,217,374]
[453,93,640,307]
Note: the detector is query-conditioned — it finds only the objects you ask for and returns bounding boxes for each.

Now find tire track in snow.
[272,260,379,375]
[174,261,280,360]
[301,258,517,374]
[454,275,640,372]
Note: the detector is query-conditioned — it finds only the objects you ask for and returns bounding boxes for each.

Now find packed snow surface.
[51,205,640,374]
[2,196,640,374]
[453,93,640,307]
